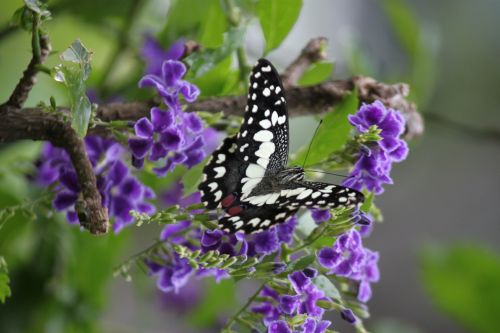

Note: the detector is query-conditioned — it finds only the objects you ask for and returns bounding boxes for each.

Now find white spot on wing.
[214,190,222,202]
[216,154,226,163]
[208,182,218,192]
[297,189,313,200]
[259,119,272,129]
[246,163,265,178]
[256,142,275,159]
[263,88,270,97]
[257,158,269,168]
[252,105,258,113]
[262,65,271,72]
[254,130,273,142]
[249,218,260,227]
[271,111,279,125]
[214,167,226,178]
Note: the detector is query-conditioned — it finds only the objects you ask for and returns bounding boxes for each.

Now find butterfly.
[199,59,364,234]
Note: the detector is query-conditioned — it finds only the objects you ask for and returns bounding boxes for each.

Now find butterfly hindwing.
[276,181,364,210]
[219,205,298,234]
[199,136,241,209]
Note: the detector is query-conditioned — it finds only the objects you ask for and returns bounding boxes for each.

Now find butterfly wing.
[219,181,364,234]
[199,136,240,209]
[235,59,290,199]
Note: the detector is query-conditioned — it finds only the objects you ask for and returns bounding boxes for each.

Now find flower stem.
[222,281,267,331]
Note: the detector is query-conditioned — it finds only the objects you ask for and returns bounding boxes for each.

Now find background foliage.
[1,0,499,333]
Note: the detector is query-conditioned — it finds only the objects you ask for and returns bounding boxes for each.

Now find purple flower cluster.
[343,100,409,194]
[148,183,298,294]
[252,269,331,333]
[37,136,155,232]
[317,229,379,302]
[129,38,209,175]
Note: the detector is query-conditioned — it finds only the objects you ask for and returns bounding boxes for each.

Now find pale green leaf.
[421,245,500,333]
[53,40,93,137]
[314,274,341,300]
[256,0,302,53]
[298,62,334,86]
[292,90,358,166]
[185,27,246,77]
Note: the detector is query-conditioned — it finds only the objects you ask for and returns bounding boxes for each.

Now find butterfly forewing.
[237,59,289,170]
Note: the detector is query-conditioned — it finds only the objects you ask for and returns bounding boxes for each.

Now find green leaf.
[53,40,93,137]
[286,254,315,273]
[298,62,334,86]
[185,27,246,78]
[292,90,358,166]
[313,274,341,300]
[256,0,303,53]
[24,0,50,17]
[421,245,500,333]
[0,257,11,303]
[197,0,228,48]
[191,56,239,96]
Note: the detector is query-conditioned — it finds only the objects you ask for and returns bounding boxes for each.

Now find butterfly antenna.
[302,119,323,169]
[305,169,351,178]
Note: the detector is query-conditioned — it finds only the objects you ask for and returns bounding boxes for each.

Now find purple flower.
[340,308,357,324]
[253,228,280,255]
[133,48,221,175]
[310,209,331,224]
[37,137,155,232]
[300,318,331,333]
[268,320,291,333]
[277,216,297,244]
[141,36,185,76]
[356,249,380,302]
[139,60,199,110]
[317,229,365,277]
[156,256,194,294]
[344,101,409,194]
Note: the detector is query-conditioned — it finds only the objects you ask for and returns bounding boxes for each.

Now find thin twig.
[3,16,51,108]
[223,282,267,331]
[281,37,328,87]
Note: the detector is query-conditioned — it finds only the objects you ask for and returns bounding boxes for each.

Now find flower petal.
[134,117,154,138]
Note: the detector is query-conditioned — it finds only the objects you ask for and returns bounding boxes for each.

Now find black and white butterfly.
[199,59,364,234]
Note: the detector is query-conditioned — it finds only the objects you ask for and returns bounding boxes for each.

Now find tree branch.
[281,37,328,87]
[0,106,109,234]
[3,28,51,108]
[90,75,420,139]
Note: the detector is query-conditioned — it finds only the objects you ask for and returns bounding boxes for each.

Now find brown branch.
[0,106,109,234]
[4,32,51,108]
[90,76,420,139]
[281,37,328,87]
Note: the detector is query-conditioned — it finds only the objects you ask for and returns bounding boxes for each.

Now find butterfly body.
[199,59,364,234]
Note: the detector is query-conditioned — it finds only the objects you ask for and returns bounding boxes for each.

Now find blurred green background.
[1,0,500,332]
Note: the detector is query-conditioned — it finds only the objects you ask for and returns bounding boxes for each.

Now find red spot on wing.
[227,205,244,216]
[222,194,236,208]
